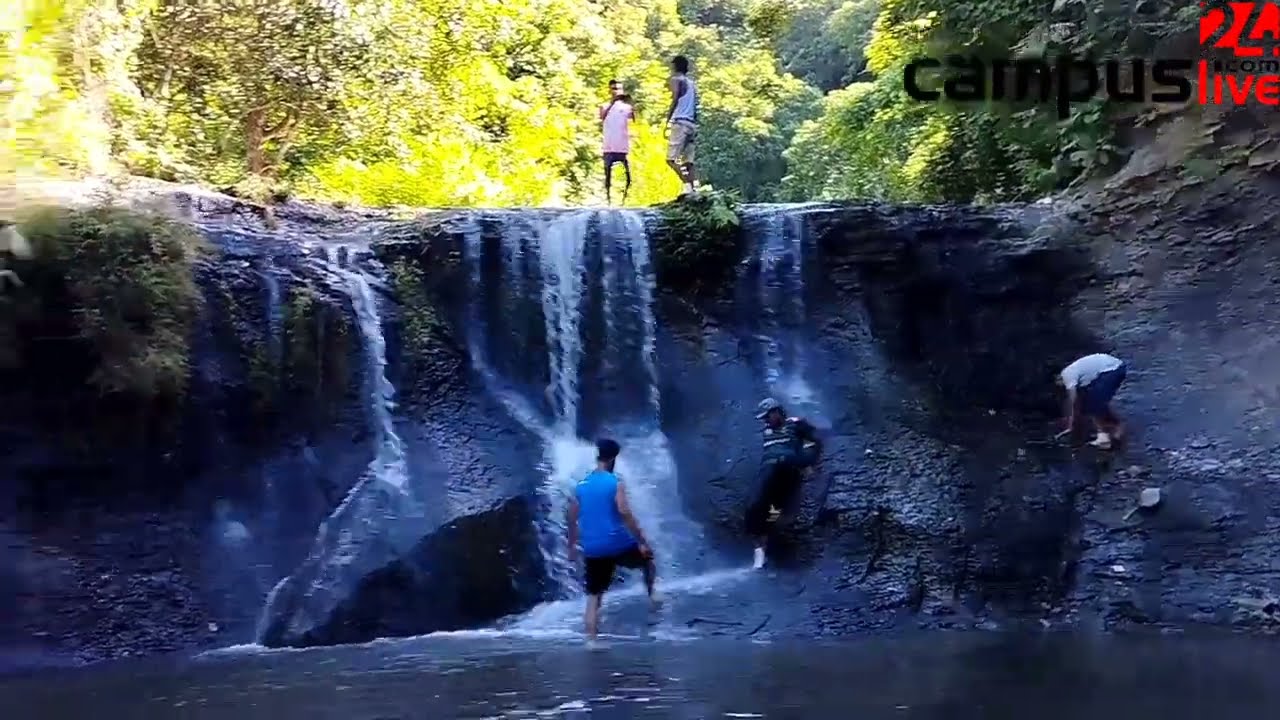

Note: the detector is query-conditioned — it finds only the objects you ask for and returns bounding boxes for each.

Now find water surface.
[2,630,1277,719]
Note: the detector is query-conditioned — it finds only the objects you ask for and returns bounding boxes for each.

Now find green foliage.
[5,205,206,400]
[9,0,824,206]
[782,0,1198,203]
[281,285,351,405]
[652,190,743,292]
[387,258,444,368]
[6,0,1200,208]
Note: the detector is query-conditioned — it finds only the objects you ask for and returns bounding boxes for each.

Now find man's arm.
[614,481,651,554]
[566,496,580,561]
[664,77,680,126]
[1058,386,1079,438]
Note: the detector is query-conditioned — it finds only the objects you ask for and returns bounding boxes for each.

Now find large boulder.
[259,494,547,647]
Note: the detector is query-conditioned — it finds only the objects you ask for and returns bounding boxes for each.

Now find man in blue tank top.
[567,438,660,640]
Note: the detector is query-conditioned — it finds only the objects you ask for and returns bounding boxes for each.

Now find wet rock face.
[657,203,1098,625]
[6,169,1280,665]
[0,190,550,665]
[261,496,549,648]
[660,184,1280,635]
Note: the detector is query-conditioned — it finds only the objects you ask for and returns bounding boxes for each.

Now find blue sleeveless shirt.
[575,470,636,558]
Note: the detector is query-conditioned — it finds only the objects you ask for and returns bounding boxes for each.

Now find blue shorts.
[1080,363,1126,415]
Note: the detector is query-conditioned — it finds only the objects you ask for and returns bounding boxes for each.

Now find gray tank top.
[672,75,697,124]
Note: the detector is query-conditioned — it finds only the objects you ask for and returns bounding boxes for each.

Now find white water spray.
[751,206,824,420]
[463,210,707,613]
[326,246,408,490]
[255,245,412,642]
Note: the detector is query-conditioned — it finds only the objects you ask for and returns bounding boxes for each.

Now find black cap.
[597,438,621,461]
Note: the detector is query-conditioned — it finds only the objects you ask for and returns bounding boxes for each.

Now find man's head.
[608,79,623,98]
[755,397,785,428]
[597,437,621,471]
[671,55,690,74]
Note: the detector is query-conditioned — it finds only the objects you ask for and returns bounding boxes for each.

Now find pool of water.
[2,628,1277,719]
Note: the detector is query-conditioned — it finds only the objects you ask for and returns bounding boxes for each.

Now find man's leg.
[603,155,615,205]
[1084,365,1126,448]
[746,463,782,568]
[620,545,660,606]
[583,556,614,639]
[666,133,685,184]
[682,132,696,190]
[774,462,805,519]
[667,125,691,188]
[585,593,603,639]
[620,156,632,205]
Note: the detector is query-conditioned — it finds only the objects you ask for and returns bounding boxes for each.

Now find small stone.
[1138,487,1162,508]
[1127,465,1149,477]
[1189,437,1212,449]
[864,449,873,456]
[208,622,219,633]
[1016,448,1026,458]
[987,409,996,415]
[1111,564,1126,573]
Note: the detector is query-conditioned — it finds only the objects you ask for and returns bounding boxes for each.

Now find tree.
[134,0,378,178]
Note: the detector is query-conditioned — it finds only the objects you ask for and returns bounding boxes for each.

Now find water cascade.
[462,210,711,609]
[742,205,826,422]
[256,243,419,642]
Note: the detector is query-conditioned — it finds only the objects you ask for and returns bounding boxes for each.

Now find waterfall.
[261,264,284,368]
[326,246,408,490]
[538,213,591,434]
[746,205,824,421]
[255,243,415,642]
[463,210,708,609]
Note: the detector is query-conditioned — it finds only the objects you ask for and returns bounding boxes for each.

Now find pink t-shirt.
[601,101,633,154]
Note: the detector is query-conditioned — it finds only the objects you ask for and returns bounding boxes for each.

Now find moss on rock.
[651,190,744,294]
[387,258,444,368]
[4,205,207,403]
[280,284,352,413]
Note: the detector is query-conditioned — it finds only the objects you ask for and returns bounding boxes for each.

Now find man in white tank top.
[599,79,634,205]
[664,55,698,197]
[1056,352,1128,449]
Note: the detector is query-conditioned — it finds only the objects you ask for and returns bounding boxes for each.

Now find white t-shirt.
[601,101,633,154]
[1060,353,1122,389]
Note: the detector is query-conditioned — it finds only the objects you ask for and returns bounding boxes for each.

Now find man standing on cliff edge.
[600,79,635,205]
[663,55,698,197]
[567,438,661,641]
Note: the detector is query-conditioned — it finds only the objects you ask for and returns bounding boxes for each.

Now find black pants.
[603,152,631,199]
[744,461,805,537]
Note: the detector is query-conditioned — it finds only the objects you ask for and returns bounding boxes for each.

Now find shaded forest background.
[5,0,1195,207]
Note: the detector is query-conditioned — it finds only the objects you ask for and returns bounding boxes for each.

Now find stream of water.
[462,210,716,627]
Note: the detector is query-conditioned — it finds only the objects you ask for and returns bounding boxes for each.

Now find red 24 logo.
[1201,1,1280,57]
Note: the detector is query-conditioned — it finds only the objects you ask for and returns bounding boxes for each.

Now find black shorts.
[603,152,629,168]
[584,544,647,596]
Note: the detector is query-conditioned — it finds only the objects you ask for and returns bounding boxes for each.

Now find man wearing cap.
[566,438,661,640]
[745,398,822,569]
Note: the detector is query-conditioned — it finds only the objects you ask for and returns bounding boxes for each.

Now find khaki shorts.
[667,121,696,164]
